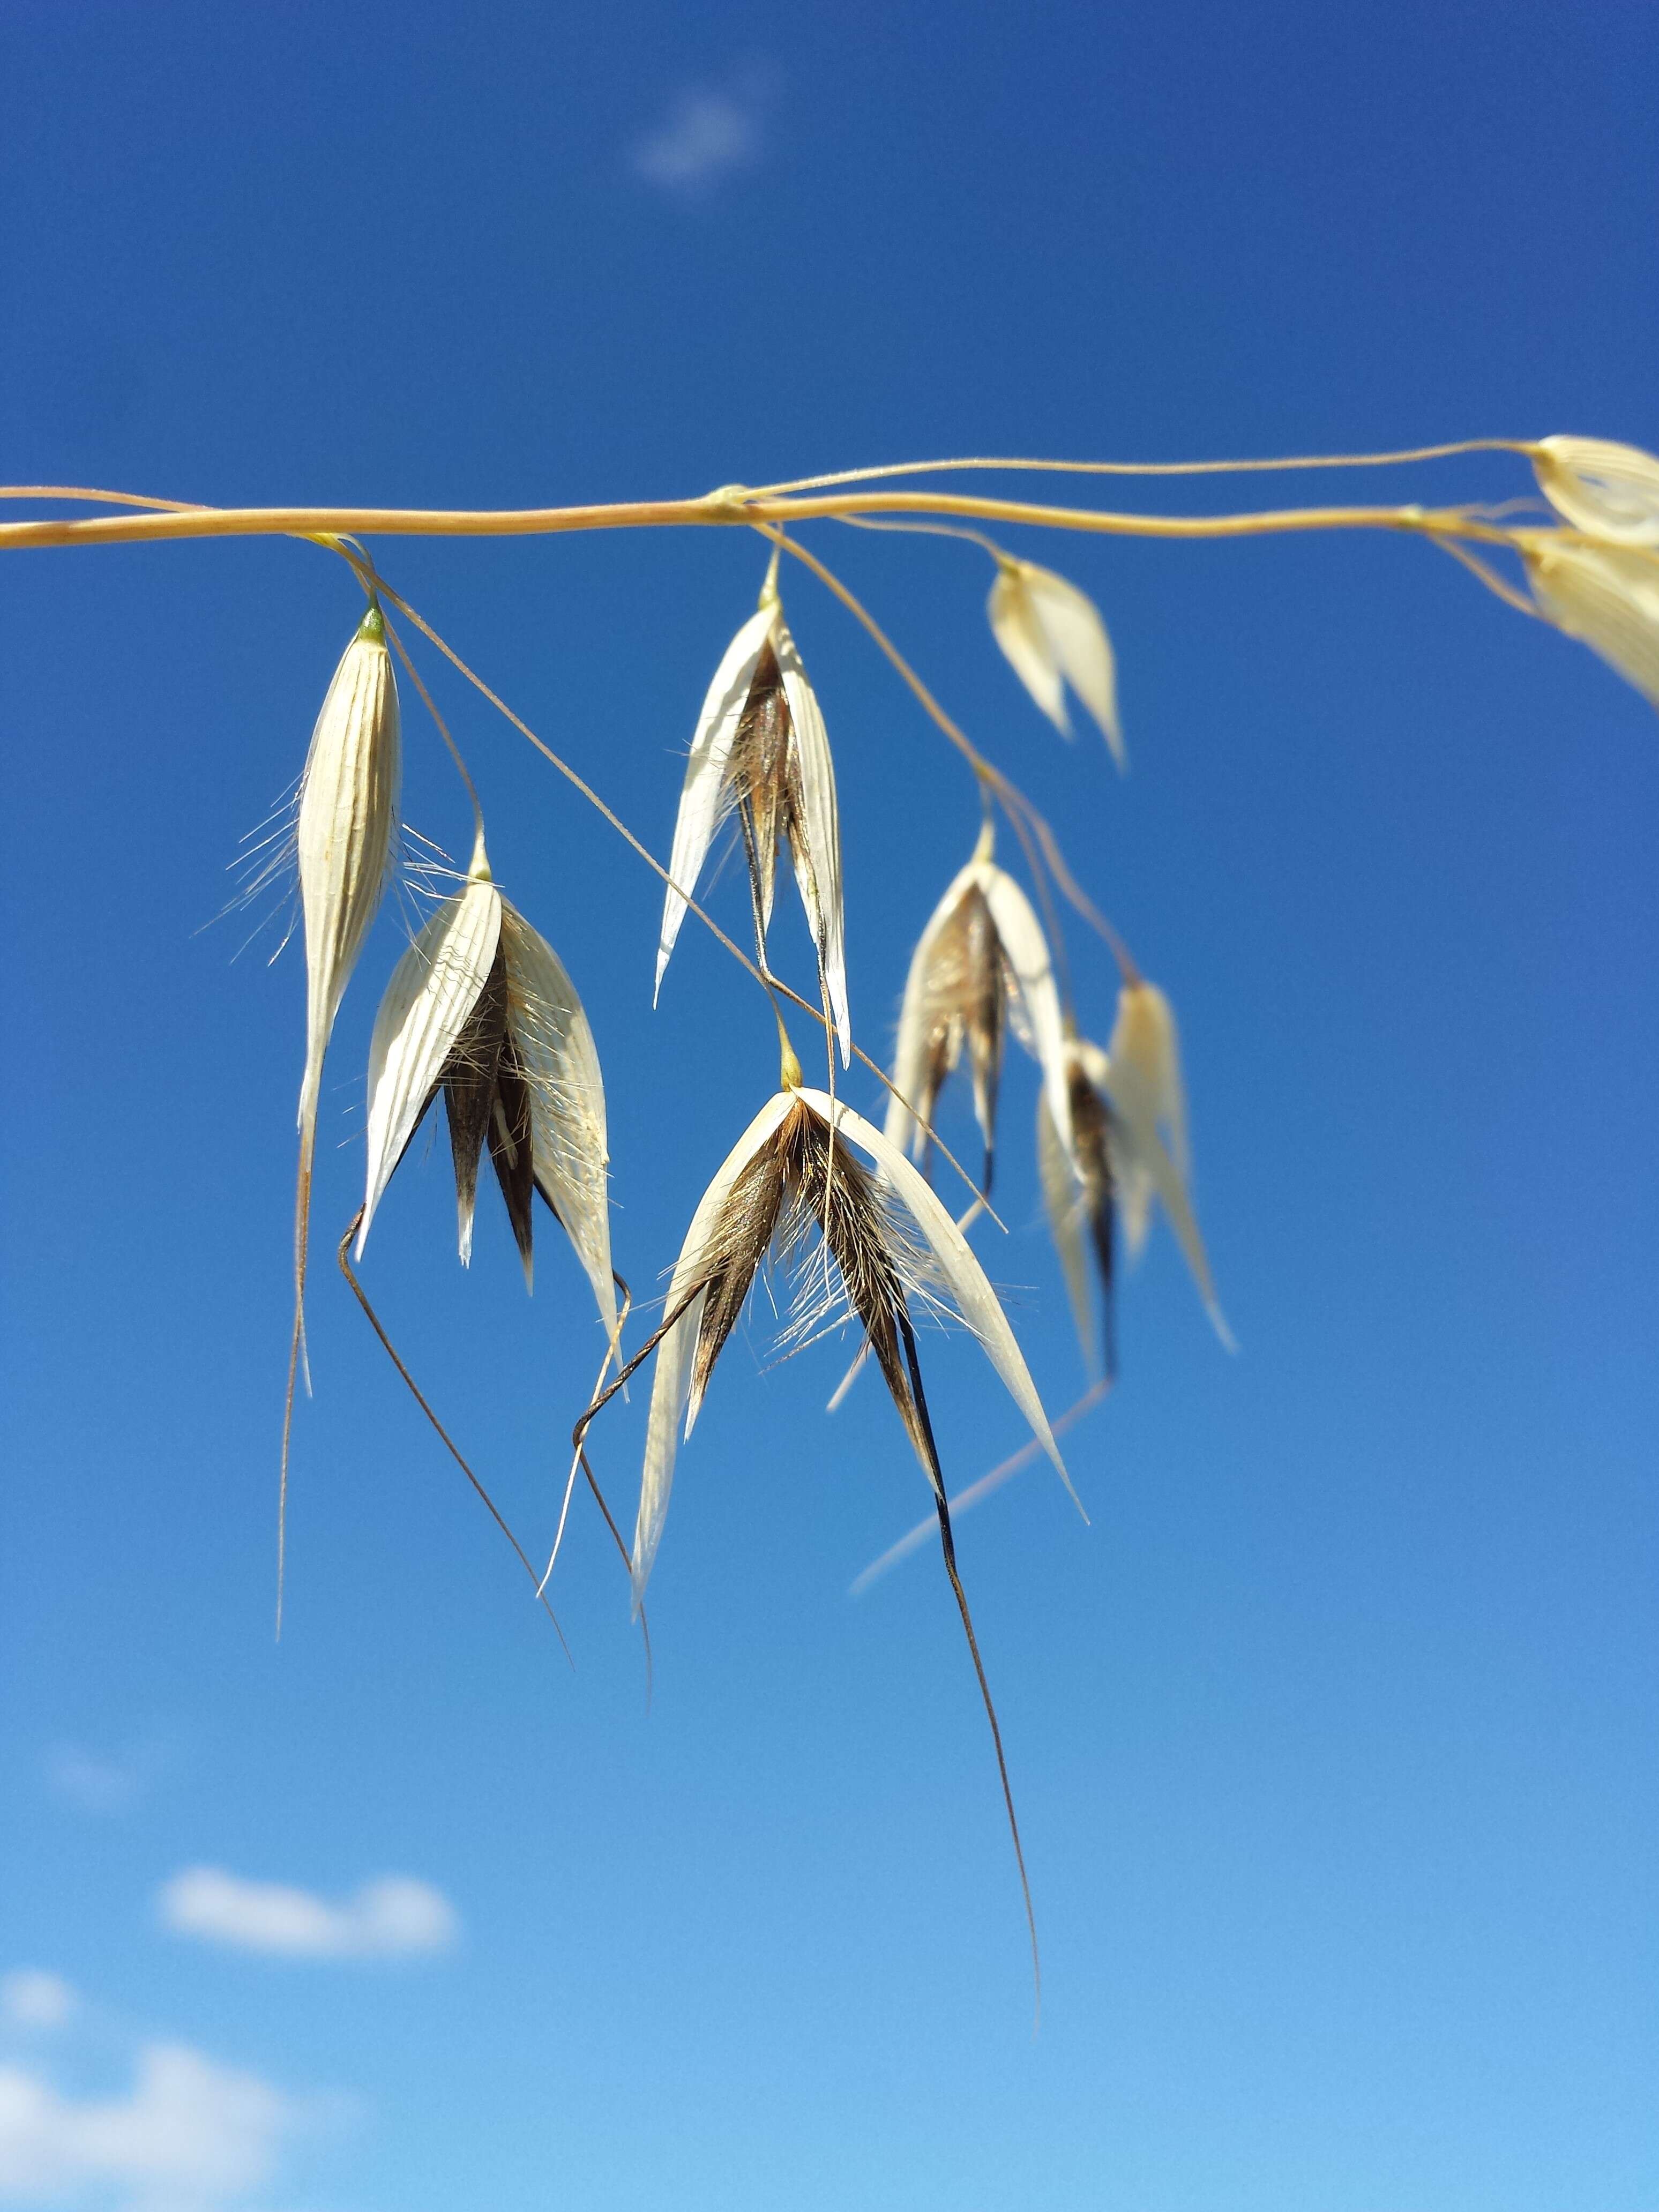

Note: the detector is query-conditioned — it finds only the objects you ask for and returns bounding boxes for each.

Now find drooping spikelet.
[1103,982,1192,1244]
[1533,436,1659,548]
[295,604,402,1157]
[615,1064,1071,1998]
[1038,1043,1120,1379]
[631,1077,1074,1610]
[1038,985,1231,1372]
[281,602,401,1623]
[1522,531,1659,713]
[357,828,617,1346]
[655,580,851,1061]
[988,556,1125,769]
[884,823,1071,1193]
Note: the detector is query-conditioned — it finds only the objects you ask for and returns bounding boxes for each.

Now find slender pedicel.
[335,1213,572,1662]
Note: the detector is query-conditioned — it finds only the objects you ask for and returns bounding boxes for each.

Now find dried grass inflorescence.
[1037,987,1231,1381]
[357,826,616,1342]
[988,555,1125,769]
[630,1075,1075,1611]
[1533,436,1659,548]
[885,820,1072,1196]
[1522,531,1659,712]
[656,582,850,1062]
[104,418,1655,1973]
[280,600,401,1623]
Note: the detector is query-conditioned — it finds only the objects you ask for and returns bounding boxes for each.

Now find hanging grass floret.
[1532,435,1659,548]
[281,600,401,1624]
[357,827,617,1347]
[988,555,1125,769]
[573,1037,1081,1997]
[623,1048,1077,1610]
[1038,1041,1120,1381]
[654,572,850,1063]
[1521,530,1659,712]
[884,820,1073,1197]
[1039,983,1231,1376]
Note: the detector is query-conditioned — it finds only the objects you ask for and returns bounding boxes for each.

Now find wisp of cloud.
[631,68,774,194]
[158,1868,459,1961]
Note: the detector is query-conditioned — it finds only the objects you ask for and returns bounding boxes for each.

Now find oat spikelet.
[1038,1049,1119,1379]
[358,830,617,1343]
[885,825,1072,1190]
[624,1077,1067,2007]
[1040,992,1231,1362]
[296,605,402,1118]
[360,832,503,1257]
[632,1084,1074,1611]
[1534,436,1659,548]
[988,556,1124,769]
[1104,983,1191,1203]
[632,1092,795,1603]
[655,586,851,1062]
[1521,531,1659,712]
[499,902,617,1346]
[280,602,400,1627]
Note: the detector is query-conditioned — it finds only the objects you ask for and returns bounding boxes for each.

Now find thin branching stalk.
[340,1217,645,1668]
[335,1212,573,1661]
[380,611,486,833]
[1429,533,1545,618]
[0,442,1540,514]
[543,1272,636,1591]
[742,438,1540,498]
[835,512,1011,560]
[0,484,213,510]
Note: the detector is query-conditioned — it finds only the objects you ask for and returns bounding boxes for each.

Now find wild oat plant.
[12,432,1657,2000]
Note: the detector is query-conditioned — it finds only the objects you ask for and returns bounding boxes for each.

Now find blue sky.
[2,2,1656,2207]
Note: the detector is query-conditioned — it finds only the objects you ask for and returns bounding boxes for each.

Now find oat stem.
[0,486,1527,554]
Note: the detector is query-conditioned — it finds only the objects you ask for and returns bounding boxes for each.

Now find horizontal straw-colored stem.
[0,487,1515,554]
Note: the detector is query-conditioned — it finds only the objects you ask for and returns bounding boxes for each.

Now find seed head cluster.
[237,427,1659,1976]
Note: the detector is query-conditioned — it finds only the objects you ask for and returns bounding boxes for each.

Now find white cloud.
[0,2039,304,2209]
[630,68,776,195]
[45,1745,145,1816]
[158,1869,458,1961]
[0,1973,77,2034]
